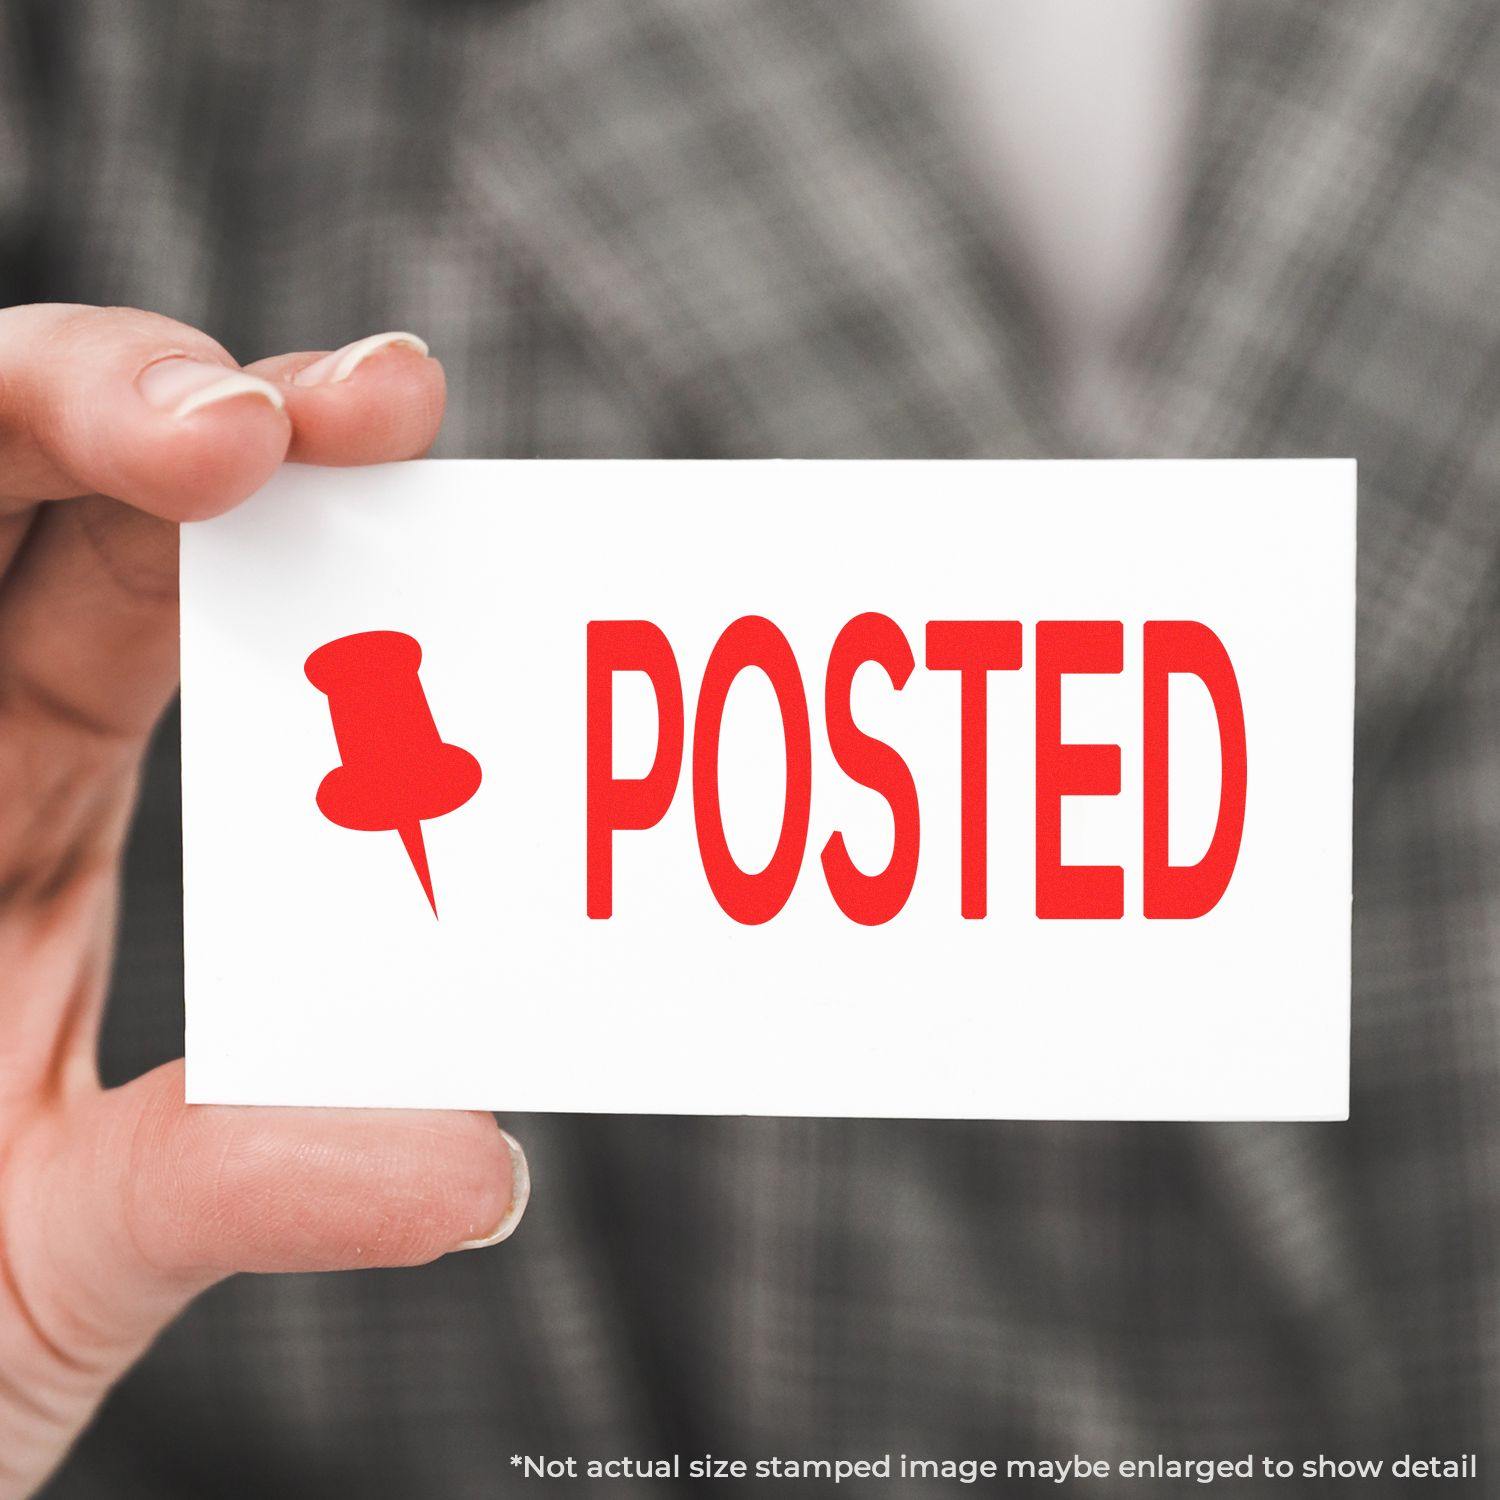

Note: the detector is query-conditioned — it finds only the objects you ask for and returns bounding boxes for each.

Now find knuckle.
[19,302,225,374]
[32,304,129,368]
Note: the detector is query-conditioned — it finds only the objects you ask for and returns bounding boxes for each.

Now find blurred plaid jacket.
[4,0,1498,1493]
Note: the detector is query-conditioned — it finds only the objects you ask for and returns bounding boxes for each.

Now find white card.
[181,459,1354,1119]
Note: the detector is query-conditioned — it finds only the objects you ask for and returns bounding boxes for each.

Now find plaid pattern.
[0,0,1493,1491]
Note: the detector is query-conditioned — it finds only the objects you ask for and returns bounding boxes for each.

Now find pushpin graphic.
[304,631,481,916]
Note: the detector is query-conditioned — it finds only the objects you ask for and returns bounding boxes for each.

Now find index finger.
[247,331,446,467]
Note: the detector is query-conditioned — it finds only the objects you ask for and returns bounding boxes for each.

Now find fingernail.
[137,356,286,419]
[292,331,430,388]
[456,1129,530,1250]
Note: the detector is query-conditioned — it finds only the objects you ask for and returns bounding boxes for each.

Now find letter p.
[587,621,684,918]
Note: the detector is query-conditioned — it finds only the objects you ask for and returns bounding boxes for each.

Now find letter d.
[1142,621,1248,919]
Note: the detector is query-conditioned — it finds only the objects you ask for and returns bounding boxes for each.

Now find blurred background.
[3,0,1497,1492]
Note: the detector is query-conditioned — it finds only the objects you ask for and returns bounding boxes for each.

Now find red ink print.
[304,631,481,916]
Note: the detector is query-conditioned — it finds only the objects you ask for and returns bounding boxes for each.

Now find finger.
[3,1060,526,1374]
[0,324,442,746]
[0,496,180,742]
[247,331,445,466]
[0,303,290,520]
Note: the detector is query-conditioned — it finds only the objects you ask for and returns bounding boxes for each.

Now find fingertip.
[114,361,292,518]
[288,331,430,389]
[75,393,292,525]
[252,337,447,466]
[130,405,293,521]
[454,1127,530,1250]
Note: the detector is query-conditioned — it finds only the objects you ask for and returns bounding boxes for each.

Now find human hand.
[0,305,527,1496]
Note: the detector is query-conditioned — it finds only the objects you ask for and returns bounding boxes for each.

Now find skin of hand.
[0,305,527,1497]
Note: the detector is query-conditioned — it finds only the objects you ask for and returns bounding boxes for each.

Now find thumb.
[0,1061,525,1484]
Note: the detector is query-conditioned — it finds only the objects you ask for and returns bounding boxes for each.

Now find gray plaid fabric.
[1,0,1495,1492]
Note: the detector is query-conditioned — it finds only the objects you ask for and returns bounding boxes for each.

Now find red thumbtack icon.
[304,630,481,916]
